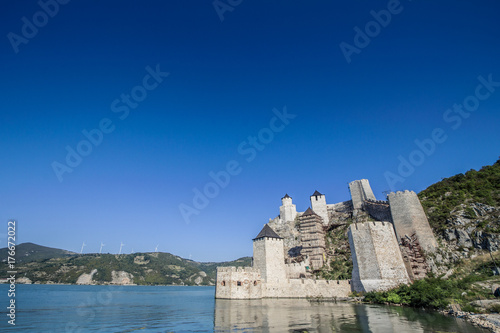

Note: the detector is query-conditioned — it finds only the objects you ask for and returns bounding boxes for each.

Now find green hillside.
[418,159,500,234]
[0,243,251,286]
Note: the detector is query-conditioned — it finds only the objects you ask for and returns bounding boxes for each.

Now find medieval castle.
[215,179,438,299]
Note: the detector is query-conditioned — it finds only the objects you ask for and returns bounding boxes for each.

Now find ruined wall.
[253,238,287,283]
[215,267,262,299]
[348,222,410,292]
[285,262,308,279]
[388,191,438,253]
[349,179,376,210]
[364,199,392,221]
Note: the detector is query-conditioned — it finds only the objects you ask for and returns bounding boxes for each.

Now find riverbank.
[442,307,500,333]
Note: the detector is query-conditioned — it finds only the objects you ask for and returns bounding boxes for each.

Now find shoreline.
[440,308,500,333]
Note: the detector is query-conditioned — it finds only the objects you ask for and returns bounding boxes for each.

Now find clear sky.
[1,0,499,262]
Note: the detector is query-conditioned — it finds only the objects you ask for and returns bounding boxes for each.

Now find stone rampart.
[285,262,307,279]
[363,199,392,222]
[263,279,352,298]
[216,266,262,299]
[388,191,438,253]
[348,222,410,292]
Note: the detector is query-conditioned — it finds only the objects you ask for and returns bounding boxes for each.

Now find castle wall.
[348,222,410,292]
[216,267,352,299]
[215,267,262,299]
[310,194,329,225]
[253,238,287,283]
[363,199,392,221]
[388,191,438,253]
[349,179,376,210]
[326,200,353,214]
[262,279,352,298]
[285,262,307,279]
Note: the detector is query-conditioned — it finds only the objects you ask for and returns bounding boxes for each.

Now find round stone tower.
[279,193,297,223]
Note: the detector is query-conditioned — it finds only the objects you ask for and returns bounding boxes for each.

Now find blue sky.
[1,0,499,261]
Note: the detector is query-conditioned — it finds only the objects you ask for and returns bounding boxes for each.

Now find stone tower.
[387,190,438,253]
[299,208,326,269]
[348,222,410,292]
[349,179,377,210]
[252,224,287,283]
[310,190,329,225]
[279,194,297,223]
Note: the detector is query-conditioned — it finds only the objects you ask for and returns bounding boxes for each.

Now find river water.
[0,284,489,332]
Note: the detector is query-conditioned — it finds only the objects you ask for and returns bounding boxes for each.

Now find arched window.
[221,281,226,286]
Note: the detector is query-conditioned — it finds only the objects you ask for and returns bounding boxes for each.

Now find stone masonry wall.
[364,199,392,221]
[349,179,376,210]
[216,267,262,299]
[388,191,438,253]
[253,238,287,283]
[262,279,352,298]
[348,222,410,292]
[285,262,307,279]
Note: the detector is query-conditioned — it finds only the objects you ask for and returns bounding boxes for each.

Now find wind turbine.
[155,244,159,253]
[80,241,86,254]
[119,242,125,254]
[99,242,105,254]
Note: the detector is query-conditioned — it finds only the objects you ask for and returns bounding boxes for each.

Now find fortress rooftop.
[253,224,282,240]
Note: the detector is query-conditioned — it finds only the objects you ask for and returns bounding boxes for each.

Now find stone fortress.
[216,179,438,299]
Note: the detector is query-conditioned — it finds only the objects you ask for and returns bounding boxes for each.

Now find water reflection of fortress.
[216,179,438,299]
[213,298,452,333]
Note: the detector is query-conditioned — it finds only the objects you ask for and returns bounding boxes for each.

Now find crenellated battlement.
[364,199,389,205]
[351,221,391,231]
[217,266,260,273]
[388,190,417,198]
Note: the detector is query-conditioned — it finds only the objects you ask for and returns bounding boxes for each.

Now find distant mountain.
[0,242,75,264]
[0,243,251,286]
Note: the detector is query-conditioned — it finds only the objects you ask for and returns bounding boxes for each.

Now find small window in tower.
[254,281,257,286]
[221,281,225,286]
[237,281,242,286]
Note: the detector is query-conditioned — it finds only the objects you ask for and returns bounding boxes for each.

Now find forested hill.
[0,243,251,286]
[418,159,500,252]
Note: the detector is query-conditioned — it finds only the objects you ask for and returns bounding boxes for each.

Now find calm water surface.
[0,284,489,332]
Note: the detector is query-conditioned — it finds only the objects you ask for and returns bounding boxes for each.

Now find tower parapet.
[387,190,438,253]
